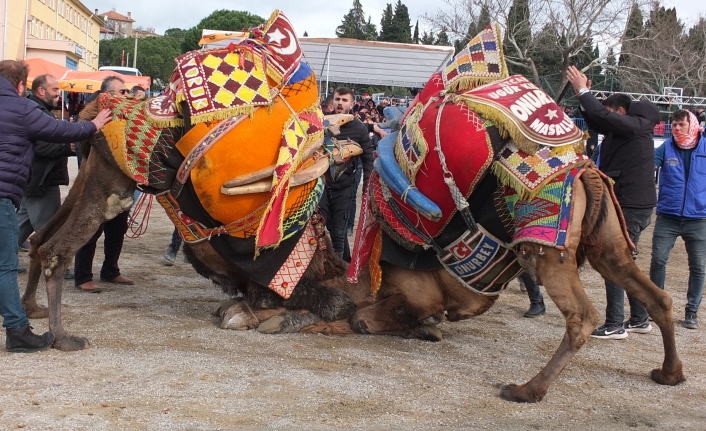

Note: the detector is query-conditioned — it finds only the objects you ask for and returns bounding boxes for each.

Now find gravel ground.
[2,165,704,430]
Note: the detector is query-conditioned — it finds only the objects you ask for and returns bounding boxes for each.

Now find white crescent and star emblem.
[267,27,298,56]
[451,242,472,259]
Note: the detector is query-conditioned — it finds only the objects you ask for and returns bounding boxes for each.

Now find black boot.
[524,301,546,318]
[6,325,55,353]
[162,245,178,266]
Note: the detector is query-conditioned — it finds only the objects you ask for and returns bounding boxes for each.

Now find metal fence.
[571,118,672,138]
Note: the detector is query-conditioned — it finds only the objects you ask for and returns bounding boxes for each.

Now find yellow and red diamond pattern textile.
[176,49,272,123]
[201,52,271,108]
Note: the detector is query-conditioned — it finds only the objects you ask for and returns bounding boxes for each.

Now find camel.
[22,91,685,406]
[22,17,685,404]
[216,163,686,403]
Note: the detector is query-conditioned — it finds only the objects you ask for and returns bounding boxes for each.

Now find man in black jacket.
[16,75,75,256]
[567,65,660,340]
[319,87,374,261]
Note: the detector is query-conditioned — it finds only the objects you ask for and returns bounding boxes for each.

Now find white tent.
[298,38,455,93]
[201,31,455,92]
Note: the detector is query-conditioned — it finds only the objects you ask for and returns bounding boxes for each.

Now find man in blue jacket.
[651,109,706,329]
[0,60,110,352]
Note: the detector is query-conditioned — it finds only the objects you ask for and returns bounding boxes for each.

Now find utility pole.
[133,35,138,69]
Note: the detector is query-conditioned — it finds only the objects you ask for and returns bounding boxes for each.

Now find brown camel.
[22,106,684,404]
[219,166,686,403]
[21,99,357,351]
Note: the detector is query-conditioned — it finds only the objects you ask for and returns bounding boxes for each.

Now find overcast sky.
[89,0,705,37]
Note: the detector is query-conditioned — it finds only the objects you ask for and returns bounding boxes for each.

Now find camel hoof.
[220,303,258,330]
[500,384,544,403]
[412,324,443,342]
[213,298,241,317]
[53,335,90,351]
[257,312,322,334]
[651,367,686,386]
[351,317,369,334]
[23,304,49,319]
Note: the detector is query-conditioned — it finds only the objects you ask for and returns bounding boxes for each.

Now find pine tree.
[455,22,476,54]
[506,0,530,51]
[363,16,378,41]
[336,0,368,39]
[619,3,644,67]
[412,20,419,44]
[379,4,395,42]
[435,29,450,46]
[420,31,435,45]
[390,0,412,43]
[303,31,308,37]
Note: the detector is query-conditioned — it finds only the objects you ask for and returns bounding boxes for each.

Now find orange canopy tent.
[60,70,151,93]
[24,58,151,93]
[25,58,70,87]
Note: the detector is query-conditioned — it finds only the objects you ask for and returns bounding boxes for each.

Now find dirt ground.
[2,164,705,430]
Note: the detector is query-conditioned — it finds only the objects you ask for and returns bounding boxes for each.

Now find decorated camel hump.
[95,10,329,254]
[90,10,361,299]
[349,23,590,296]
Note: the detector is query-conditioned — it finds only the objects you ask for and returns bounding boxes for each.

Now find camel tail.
[577,167,610,265]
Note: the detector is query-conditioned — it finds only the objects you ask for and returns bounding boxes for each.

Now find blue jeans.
[650,214,706,314]
[0,198,30,329]
[603,207,653,327]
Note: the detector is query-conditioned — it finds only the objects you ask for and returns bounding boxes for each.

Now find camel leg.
[501,245,600,403]
[22,155,90,318]
[586,189,684,386]
[39,151,135,350]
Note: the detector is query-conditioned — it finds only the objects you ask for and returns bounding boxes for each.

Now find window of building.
[48,0,54,10]
[57,32,63,40]
[66,58,78,70]
[58,0,63,17]
[40,22,44,39]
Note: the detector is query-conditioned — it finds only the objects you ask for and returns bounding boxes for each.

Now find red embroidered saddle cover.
[372,72,497,249]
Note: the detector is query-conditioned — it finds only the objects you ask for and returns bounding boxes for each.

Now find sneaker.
[347,227,354,237]
[591,325,628,340]
[19,240,30,252]
[624,318,653,333]
[6,325,55,353]
[162,247,177,266]
[518,277,527,293]
[683,312,698,329]
[64,270,75,280]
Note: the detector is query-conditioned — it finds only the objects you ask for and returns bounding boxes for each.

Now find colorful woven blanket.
[96,93,182,190]
[171,10,303,126]
[500,164,588,249]
[443,23,508,92]
[494,141,589,199]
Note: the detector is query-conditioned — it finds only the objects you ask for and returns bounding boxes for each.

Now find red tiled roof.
[98,10,134,22]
